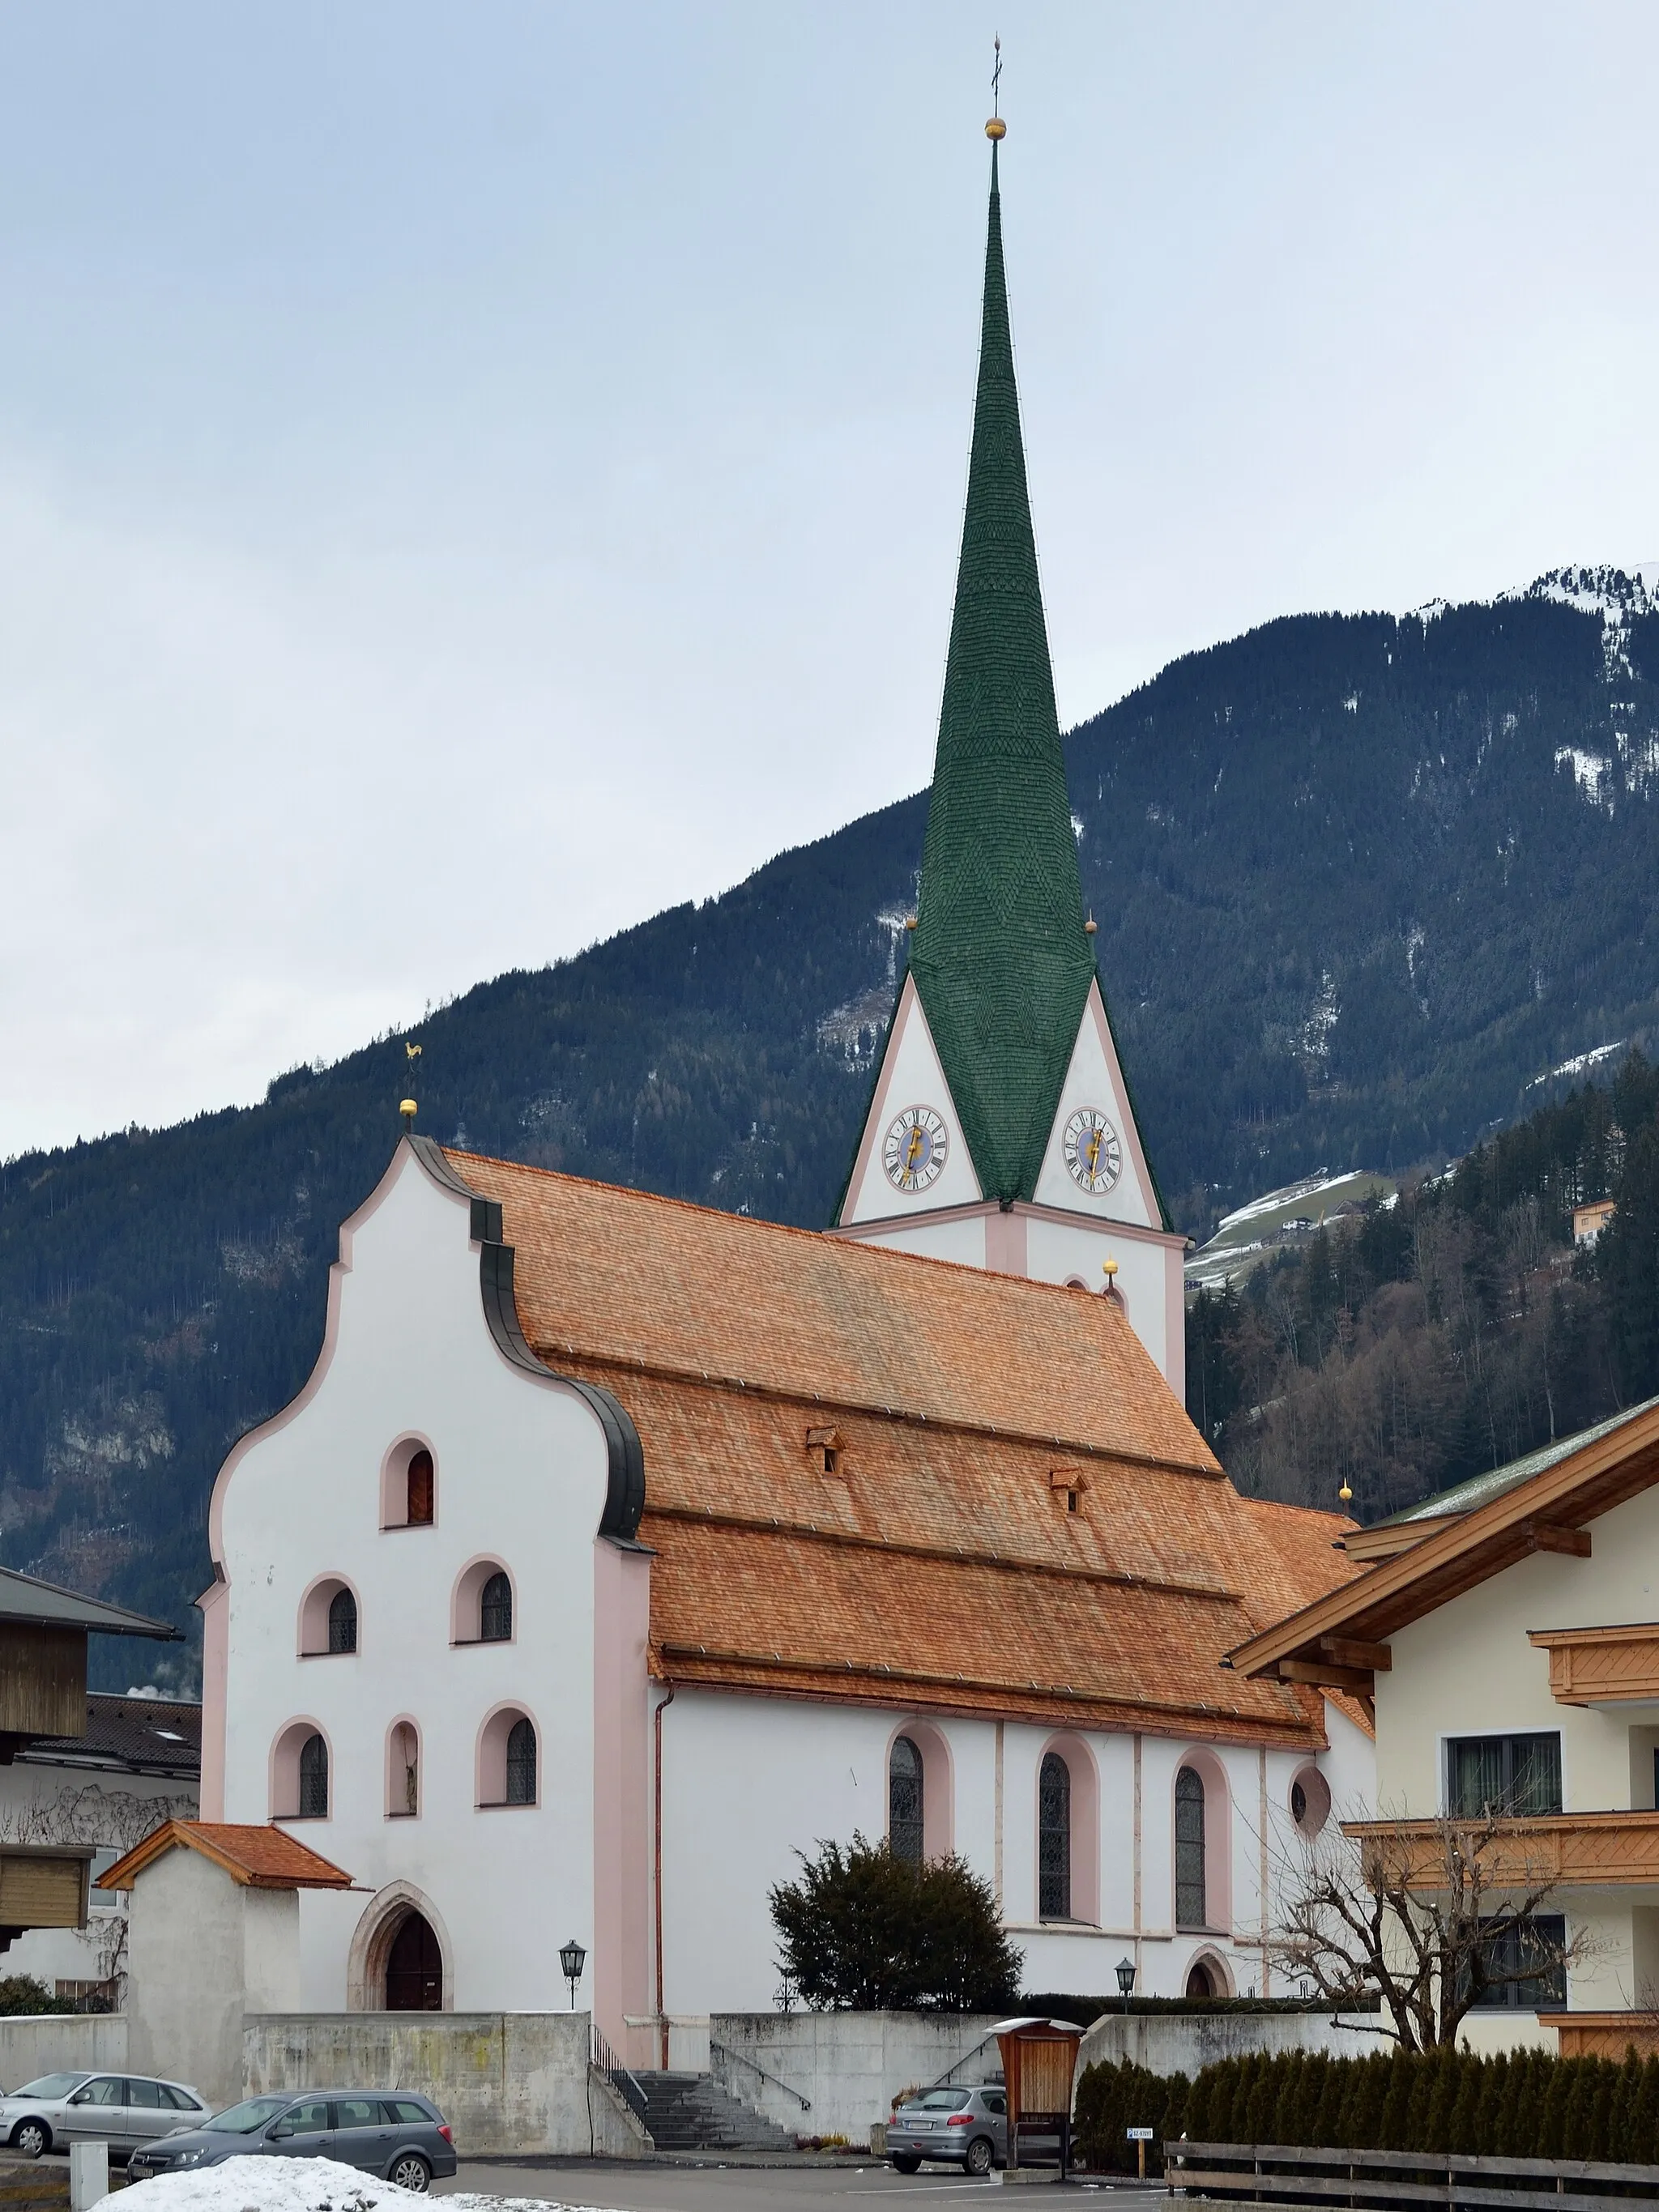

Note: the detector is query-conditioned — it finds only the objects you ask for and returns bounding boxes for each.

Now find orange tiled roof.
[99,1821,355,1892]
[447,1149,1362,1747]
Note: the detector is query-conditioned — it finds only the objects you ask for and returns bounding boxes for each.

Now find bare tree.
[1268,1803,1601,2052]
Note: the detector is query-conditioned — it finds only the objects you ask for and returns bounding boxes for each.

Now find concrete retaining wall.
[709,2011,1007,2148]
[1079,2010,1388,2080]
[0,2014,128,2091]
[243,2013,648,2158]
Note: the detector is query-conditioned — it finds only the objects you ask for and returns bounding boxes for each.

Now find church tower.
[833,119,1188,1395]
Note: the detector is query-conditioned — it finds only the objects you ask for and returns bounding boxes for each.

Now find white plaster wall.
[1031,985,1158,1231]
[842,981,982,1225]
[851,1213,988,1268]
[217,1147,616,2014]
[126,1848,247,2106]
[242,1889,301,2012]
[1022,1216,1173,1376]
[662,1694,1361,2013]
[710,2011,1004,2147]
[1375,1482,1659,1815]
[1366,1484,1659,2033]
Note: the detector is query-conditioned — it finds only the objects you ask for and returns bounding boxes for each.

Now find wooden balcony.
[1529,1623,1659,1705]
[1341,1809,1659,1890]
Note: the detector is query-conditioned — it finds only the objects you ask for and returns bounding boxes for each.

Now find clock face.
[884,1105,949,1192]
[1064,1106,1122,1194]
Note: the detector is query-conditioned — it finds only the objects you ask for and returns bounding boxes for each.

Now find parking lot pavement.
[441,2163,1124,2211]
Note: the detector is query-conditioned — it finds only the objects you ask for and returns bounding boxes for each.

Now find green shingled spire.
[909,140,1095,1204]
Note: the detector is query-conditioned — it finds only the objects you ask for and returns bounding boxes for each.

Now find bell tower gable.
[1032,980,1168,1232]
[838,974,984,1226]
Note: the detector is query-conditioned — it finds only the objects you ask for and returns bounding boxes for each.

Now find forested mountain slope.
[5,567,1659,1679]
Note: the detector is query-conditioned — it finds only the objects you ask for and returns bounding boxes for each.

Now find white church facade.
[197,125,1373,2061]
[201,1133,1373,2056]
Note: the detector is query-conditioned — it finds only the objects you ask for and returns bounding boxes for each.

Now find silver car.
[0,2071,208,2159]
[888,2084,1009,2176]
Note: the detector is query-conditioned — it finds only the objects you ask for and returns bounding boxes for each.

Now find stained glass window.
[505,1716,537,1805]
[480,1572,513,1643]
[327,1588,357,1654]
[1175,1766,1206,1929]
[1038,1752,1071,1918]
[298,1732,329,1818]
[407,1448,435,1525]
[889,1736,923,1864]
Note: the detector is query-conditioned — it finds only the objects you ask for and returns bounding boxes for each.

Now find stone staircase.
[613,2069,800,2153]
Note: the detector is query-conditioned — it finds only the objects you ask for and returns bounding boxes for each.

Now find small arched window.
[505,1717,537,1806]
[480,1572,513,1643]
[889,1736,923,1865]
[1175,1765,1207,1929]
[327,1588,358,1654]
[407,1448,435,1526]
[1038,1752,1072,1919]
[298,1733,329,1820]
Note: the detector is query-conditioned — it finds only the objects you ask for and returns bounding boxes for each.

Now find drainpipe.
[654,1686,675,2070]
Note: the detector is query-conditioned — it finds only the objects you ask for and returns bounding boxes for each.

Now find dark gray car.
[888,2085,1008,2176]
[125,2090,457,2193]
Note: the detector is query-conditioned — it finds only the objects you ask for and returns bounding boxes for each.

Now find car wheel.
[965,2135,994,2177]
[890,2154,921,2174]
[11,2120,49,2159]
[389,2153,433,2193]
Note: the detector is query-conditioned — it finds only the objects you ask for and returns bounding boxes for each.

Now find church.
[198,126,1372,2060]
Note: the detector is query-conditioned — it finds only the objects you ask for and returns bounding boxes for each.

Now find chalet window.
[327,1588,358,1655]
[480,1573,513,1643]
[1448,1733,1562,1818]
[889,1736,923,1865]
[1175,1765,1207,1929]
[1463,1913,1567,2009]
[1038,1752,1072,1918]
[407,1448,435,1526]
[505,1717,537,1806]
[298,1732,329,1819]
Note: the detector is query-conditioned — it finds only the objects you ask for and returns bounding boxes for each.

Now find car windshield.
[205,2097,291,2135]
[908,2091,970,2112]
[13,2076,87,2100]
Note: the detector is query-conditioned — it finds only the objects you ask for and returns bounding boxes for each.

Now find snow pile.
[106,2155,599,2212]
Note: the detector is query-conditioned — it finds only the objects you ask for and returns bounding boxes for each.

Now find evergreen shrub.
[1073,2048,1659,2175]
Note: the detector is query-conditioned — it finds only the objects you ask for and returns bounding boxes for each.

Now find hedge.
[1075,2048,1659,2176]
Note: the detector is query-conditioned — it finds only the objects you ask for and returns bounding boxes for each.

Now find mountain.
[6,566,1659,1682]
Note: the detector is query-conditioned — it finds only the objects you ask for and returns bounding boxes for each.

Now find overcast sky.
[4,4,1658,1161]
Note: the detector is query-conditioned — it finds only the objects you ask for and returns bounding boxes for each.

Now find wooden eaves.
[1223,1399,1659,1703]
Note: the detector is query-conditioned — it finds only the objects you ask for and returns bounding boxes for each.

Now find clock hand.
[906,1127,924,1171]
[1085,1130,1101,1174]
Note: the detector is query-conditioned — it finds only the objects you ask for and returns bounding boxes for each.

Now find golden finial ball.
[1339,1480,1354,1502]
[1085,917,1098,936]
[399,1098,418,1123]
[985,117,1006,141]
[905,914,918,931]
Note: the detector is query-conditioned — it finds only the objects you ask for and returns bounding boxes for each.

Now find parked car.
[887,2085,1008,2176]
[126,2090,457,2193]
[0,2072,209,2159]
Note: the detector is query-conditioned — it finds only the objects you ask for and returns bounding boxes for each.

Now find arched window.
[889,1736,923,1864]
[1175,1765,1206,1929]
[480,1572,513,1643]
[505,1717,537,1806]
[298,1732,329,1820]
[407,1448,435,1526]
[327,1588,358,1654]
[1039,1752,1072,1919]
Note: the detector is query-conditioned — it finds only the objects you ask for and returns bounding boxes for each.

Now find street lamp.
[560,1937,587,2011]
[1115,1955,1137,2013]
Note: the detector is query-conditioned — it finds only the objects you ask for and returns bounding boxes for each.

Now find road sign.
[1127,2128,1154,2140]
